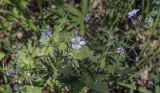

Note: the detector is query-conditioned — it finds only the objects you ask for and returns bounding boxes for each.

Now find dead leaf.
[90,0,105,16]
[140,64,152,81]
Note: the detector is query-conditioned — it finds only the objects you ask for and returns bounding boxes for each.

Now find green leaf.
[27,20,38,32]
[66,22,79,30]
[41,47,53,55]
[155,84,160,93]
[9,0,30,19]
[73,59,80,68]
[69,82,85,93]
[55,17,67,32]
[53,7,65,16]
[129,82,136,93]
[79,20,85,36]
[83,75,108,93]
[81,0,88,16]
[25,85,42,93]
[17,49,35,69]
[53,32,60,42]
[83,74,94,88]
[139,87,153,93]
[68,15,80,21]
[0,84,12,93]
[100,58,106,68]
[118,82,153,93]
[93,82,109,93]
[59,42,67,51]
[67,5,82,17]
[53,17,67,43]
[76,46,93,60]
[0,52,5,60]
[61,31,73,42]
[1,41,12,52]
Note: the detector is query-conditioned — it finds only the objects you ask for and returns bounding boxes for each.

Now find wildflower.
[128,9,140,18]
[144,16,153,24]
[84,14,91,23]
[6,70,12,77]
[116,47,125,55]
[40,27,52,39]
[71,36,86,49]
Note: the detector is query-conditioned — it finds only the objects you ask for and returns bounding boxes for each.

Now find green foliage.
[0,52,5,60]
[66,0,89,36]
[0,0,160,93]
[118,82,153,93]
[25,86,42,93]
[82,74,109,93]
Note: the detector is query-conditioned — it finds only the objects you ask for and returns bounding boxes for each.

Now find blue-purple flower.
[84,14,91,23]
[128,9,140,18]
[144,16,153,24]
[116,47,125,55]
[71,36,86,49]
[6,70,12,77]
[40,27,52,39]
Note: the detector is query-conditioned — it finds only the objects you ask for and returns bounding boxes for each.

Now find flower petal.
[40,27,52,39]
[41,32,48,39]
[71,36,81,43]
[76,45,81,49]
[79,41,86,45]
[72,44,78,49]
[144,16,153,24]
[71,37,76,43]
[128,9,139,18]
[75,36,81,41]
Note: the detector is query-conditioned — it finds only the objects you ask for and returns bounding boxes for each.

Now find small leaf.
[76,46,93,60]
[118,82,153,93]
[100,58,106,69]
[25,85,42,93]
[0,52,5,60]
[83,74,94,88]
[66,22,79,30]
[139,87,153,93]
[81,0,88,16]
[155,84,160,93]
[73,59,79,68]
[83,75,109,93]
[69,82,85,93]
[93,82,109,93]
[59,42,67,51]
[53,32,60,42]
[28,20,38,32]
[129,82,136,93]
[79,20,85,36]
[67,5,82,17]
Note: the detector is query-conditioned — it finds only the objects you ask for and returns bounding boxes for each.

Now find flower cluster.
[71,36,86,49]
